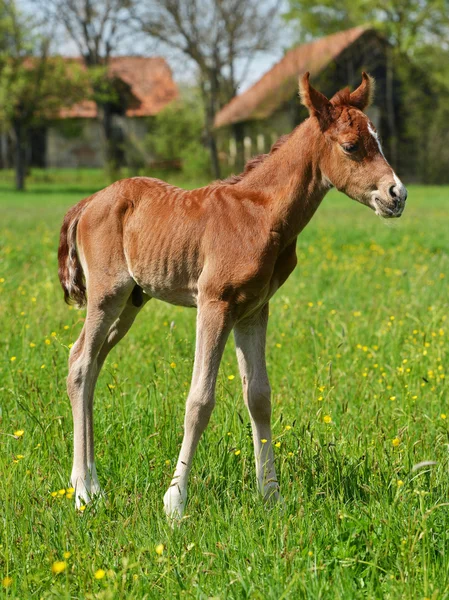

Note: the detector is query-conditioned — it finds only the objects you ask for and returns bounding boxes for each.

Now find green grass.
[1,169,448,599]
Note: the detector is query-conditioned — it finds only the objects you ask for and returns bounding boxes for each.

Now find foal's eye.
[342,143,358,154]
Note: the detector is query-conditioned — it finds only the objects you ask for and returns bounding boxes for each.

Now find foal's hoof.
[263,482,281,506]
[73,480,105,511]
[163,486,186,522]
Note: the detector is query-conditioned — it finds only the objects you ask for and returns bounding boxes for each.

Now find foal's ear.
[299,72,333,130]
[349,72,375,111]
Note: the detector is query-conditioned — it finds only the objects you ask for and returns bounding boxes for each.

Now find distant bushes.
[145,90,211,180]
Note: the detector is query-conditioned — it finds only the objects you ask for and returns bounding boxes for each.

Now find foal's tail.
[58,195,92,308]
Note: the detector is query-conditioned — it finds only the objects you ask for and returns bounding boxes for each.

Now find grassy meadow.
[0,169,448,599]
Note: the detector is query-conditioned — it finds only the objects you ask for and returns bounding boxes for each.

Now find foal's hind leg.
[164,298,234,519]
[234,304,279,502]
[68,280,135,508]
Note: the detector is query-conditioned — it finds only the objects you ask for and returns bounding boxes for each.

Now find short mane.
[221,134,291,185]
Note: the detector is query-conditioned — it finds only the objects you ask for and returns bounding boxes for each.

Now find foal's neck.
[239,118,329,243]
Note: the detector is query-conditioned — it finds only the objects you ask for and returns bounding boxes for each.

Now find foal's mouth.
[370,195,404,219]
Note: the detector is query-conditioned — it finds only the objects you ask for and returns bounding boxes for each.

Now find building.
[34,56,178,169]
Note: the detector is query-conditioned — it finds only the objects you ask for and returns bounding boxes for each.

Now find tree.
[135,0,281,178]
[285,0,449,54]
[0,0,87,190]
[40,0,135,179]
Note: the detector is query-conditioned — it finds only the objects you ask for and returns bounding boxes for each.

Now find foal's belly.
[130,267,199,308]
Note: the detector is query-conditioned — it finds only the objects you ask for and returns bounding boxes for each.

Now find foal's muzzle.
[370,181,407,219]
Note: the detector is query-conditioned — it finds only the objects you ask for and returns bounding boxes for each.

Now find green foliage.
[146,89,211,178]
[0,171,449,597]
[284,0,449,55]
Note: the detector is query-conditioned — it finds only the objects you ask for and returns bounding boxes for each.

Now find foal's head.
[300,72,407,218]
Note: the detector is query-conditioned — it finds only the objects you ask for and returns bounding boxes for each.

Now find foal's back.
[76,176,275,308]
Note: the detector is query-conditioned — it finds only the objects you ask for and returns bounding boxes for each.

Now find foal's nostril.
[388,185,398,199]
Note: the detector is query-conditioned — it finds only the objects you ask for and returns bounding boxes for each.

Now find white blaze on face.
[367,121,405,189]
[367,122,385,158]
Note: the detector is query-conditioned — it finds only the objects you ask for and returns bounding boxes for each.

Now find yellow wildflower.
[261,438,267,444]
[155,544,164,556]
[323,415,332,424]
[392,438,401,447]
[14,430,24,437]
[63,551,71,559]
[2,577,12,588]
[227,374,235,380]
[10,356,16,362]
[441,414,447,420]
[234,449,241,456]
[51,561,67,575]
[94,569,105,580]
[170,362,176,369]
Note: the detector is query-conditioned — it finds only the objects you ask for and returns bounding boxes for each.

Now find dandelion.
[10,356,16,362]
[323,415,332,424]
[51,561,67,575]
[285,425,292,431]
[441,414,447,420]
[392,437,401,447]
[353,311,361,317]
[51,332,57,337]
[41,365,46,369]
[261,438,267,444]
[234,449,241,456]
[397,480,404,487]
[308,551,313,557]
[94,569,105,580]
[64,325,69,330]
[390,396,396,401]
[63,552,71,559]
[51,491,58,497]
[227,374,235,380]
[107,384,115,390]
[2,577,12,588]
[275,343,282,348]
[78,505,86,512]
[45,339,51,345]
[58,489,66,496]
[14,430,24,438]
[155,544,164,556]
[274,442,281,448]
[29,342,36,348]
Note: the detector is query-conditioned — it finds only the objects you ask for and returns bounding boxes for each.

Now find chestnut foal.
[58,73,407,518]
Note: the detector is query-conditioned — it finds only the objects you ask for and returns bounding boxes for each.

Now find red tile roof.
[59,56,178,118]
[215,26,369,128]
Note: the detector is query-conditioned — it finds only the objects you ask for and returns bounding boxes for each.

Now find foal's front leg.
[234,304,280,502]
[164,299,234,519]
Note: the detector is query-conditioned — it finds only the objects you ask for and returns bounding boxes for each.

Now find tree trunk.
[385,49,398,170]
[13,119,27,191]
[201,70,221,180]
[232,122,245,172]
[101,102,121,182]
